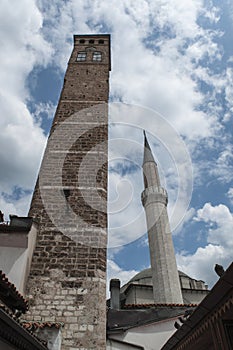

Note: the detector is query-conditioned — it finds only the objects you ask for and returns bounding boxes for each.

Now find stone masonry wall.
[25,35,111,350]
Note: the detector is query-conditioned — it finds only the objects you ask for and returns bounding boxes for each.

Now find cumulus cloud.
[0,94,46,192]
[177,203,233,287]
[227,187,233,205]
[0,191,32,221]
[36,0,227,140]
[107,259,139,296]
[225,66,233,116]
[210,145,233,183]
[32,101,57,124]
[0,0,53,216]
[196,203,233,246]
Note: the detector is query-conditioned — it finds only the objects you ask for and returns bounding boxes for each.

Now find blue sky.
[0,0,233,291]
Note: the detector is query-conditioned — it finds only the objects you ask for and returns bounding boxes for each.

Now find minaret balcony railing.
[141,186,168,207]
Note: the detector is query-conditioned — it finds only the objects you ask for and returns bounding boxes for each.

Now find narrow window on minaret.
[144,174,148,189]
[77,52,87,61]
[93,51,102,61]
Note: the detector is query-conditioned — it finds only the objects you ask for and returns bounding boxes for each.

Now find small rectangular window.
[93,52,102,61]
[77,52,87,61]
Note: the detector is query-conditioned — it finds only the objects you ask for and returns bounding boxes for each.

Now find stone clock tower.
[26,35,110,349]
[141,132,183,304]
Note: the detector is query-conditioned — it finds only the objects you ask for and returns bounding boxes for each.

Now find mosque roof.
[107,304,196,333]
[129,268,191,284]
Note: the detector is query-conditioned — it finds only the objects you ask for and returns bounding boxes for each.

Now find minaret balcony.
[141,186,168,207]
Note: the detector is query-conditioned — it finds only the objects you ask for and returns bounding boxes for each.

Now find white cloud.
[107,259,139,296]
[196,202,233,246]
[210,145,233,183]
[0,192,32,222]
[32,101,57,125]
[227,187,233,205]
[225,66,233,114]
[0,0,52,96]
[177,203,233,287]
[177,244,225,287]
[192,138,233,189]
[36,0,226,141]
[0,0,53,216]
[0,94,46,192]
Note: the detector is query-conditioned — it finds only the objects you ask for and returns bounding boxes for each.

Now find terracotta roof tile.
[22,321,64,331]
[0,305,47,349]
[124,303,198,309]
[0,270,28,312]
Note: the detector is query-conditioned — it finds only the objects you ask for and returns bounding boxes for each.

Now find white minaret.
[141,132,183,304]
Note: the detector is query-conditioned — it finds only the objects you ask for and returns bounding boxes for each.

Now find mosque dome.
[119,267,208,306]
[129,268,191,284]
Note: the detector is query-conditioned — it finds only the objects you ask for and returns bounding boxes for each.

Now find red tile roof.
[124,303,198,309]
[0,305,47,349]
[22,321,64,331]
[0,270,28,312]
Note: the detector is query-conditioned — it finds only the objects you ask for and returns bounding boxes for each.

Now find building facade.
[162,262,233,350]
[25,34,111,349]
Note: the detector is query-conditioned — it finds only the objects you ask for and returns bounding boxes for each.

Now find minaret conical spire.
[143,131,157,165]
[142,131,160,188]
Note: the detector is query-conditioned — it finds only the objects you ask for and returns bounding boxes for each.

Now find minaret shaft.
[142,134,183,304]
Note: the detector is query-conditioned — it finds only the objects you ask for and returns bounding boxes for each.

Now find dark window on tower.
[79,39,85,44]
[93,51,102,61]
[77,52,87,61]
[89,39,95,44]
[98,39,104,44]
